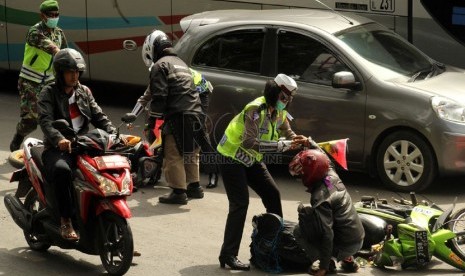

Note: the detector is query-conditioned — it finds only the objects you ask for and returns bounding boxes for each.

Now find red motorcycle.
[4,114,137,275]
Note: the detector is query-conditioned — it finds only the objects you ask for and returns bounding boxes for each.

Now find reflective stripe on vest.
[19,43,54,83]
[217,96,287,166]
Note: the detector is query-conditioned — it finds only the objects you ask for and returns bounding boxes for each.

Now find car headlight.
[431,96,465,123]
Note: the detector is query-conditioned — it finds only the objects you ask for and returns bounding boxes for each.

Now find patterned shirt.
[68,91,84,133]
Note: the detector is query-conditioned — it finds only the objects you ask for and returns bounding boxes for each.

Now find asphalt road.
[0,89,465,276]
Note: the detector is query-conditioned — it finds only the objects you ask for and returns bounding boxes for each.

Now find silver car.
[175,9,465,192]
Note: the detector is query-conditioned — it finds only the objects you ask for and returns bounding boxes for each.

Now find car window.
[277,31,348,85]
[337,23,432,76]
[192,30,264,73]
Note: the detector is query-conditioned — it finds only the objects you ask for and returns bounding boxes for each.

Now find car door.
[190,27,272,145]
[274,29,367,168]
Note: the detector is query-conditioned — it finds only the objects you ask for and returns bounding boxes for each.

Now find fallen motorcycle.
[110,132,162,189]
[356,192,465,271]
[4,114,137,275]
[250,138,465,273]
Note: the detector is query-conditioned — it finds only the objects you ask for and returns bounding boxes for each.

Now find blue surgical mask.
[276,100,287,111]
[45,17,59,29]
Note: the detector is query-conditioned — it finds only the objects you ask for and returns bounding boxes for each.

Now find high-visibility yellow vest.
[217,96,287,166]
[19,43,54,83]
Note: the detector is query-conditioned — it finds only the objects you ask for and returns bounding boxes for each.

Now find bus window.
[421,0,465,47]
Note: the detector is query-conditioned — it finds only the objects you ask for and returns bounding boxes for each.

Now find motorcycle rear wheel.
[23,190,51,251]
[98,212,134,275]
[448,208,465,260]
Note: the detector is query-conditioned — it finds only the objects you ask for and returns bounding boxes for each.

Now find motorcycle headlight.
[96,174,119,194]
[121,171,132,194]
[431,96,465,123]
[80,158,130,195]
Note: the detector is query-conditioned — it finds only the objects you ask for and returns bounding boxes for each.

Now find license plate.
[94,155,130,170]
[370,0,395,12]
[415,230,430,264]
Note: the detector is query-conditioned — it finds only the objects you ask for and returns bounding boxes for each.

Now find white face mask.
[45,17,59,28]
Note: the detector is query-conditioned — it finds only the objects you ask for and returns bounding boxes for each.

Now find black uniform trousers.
[219,157,283,257]
[42,148,76,219]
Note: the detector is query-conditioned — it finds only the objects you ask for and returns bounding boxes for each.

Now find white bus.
[1,0,464,86]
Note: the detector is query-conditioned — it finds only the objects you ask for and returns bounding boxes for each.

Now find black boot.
[206,173,218,189]
[219,255,250,271]
[159,190,188,205]
[10,133,24,152]
[186,182,204,198]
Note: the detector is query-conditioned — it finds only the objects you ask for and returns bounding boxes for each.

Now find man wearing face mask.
[216,73,310,270]
[10,0,68,152]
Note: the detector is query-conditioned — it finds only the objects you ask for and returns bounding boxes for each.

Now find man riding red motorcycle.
[4,48,135,275]
[38,48,117,240]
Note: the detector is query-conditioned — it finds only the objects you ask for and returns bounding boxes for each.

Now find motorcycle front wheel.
[448,208,465,260]
[98,212,134,275]
[23,190,51,251]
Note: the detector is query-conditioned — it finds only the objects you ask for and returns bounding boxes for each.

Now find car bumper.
[438,131,465,174]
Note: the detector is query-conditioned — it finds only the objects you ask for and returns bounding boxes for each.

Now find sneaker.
[159,191,188,204]
[341,256,359,273]
[10,133,24,152]
[186,183,204,199]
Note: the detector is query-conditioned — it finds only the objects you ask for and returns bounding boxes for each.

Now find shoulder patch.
[253,110,260,121]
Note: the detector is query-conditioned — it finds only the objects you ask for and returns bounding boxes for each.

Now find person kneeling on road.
[289,149,365,276]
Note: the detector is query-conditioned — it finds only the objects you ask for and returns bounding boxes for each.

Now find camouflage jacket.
[26,21,67,55]
[19,21,68,83]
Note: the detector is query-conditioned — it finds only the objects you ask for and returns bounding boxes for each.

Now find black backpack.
[250,213,311,273]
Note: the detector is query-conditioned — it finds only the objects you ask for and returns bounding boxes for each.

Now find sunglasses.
[45,12,59,18]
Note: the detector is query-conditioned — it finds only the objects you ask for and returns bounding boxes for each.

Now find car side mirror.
[332,71,360,90]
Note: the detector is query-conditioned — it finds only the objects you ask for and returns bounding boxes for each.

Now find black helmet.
[142,29,173,65]
[53,48,86,75]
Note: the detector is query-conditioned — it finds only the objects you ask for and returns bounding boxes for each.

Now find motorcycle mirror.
[121,113,137,124]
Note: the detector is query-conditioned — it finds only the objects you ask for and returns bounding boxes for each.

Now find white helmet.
[141,29,172,68]
[274,73,297,96]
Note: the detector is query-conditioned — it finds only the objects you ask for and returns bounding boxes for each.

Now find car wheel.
[376,130,436,192]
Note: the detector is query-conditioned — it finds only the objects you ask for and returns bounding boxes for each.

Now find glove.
[277,139,292,152]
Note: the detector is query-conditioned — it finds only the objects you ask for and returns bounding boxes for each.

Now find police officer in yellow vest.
[10,0,68,151]
[217,74,311,270]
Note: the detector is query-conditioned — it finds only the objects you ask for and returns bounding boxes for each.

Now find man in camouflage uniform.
[10,0,68,151]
